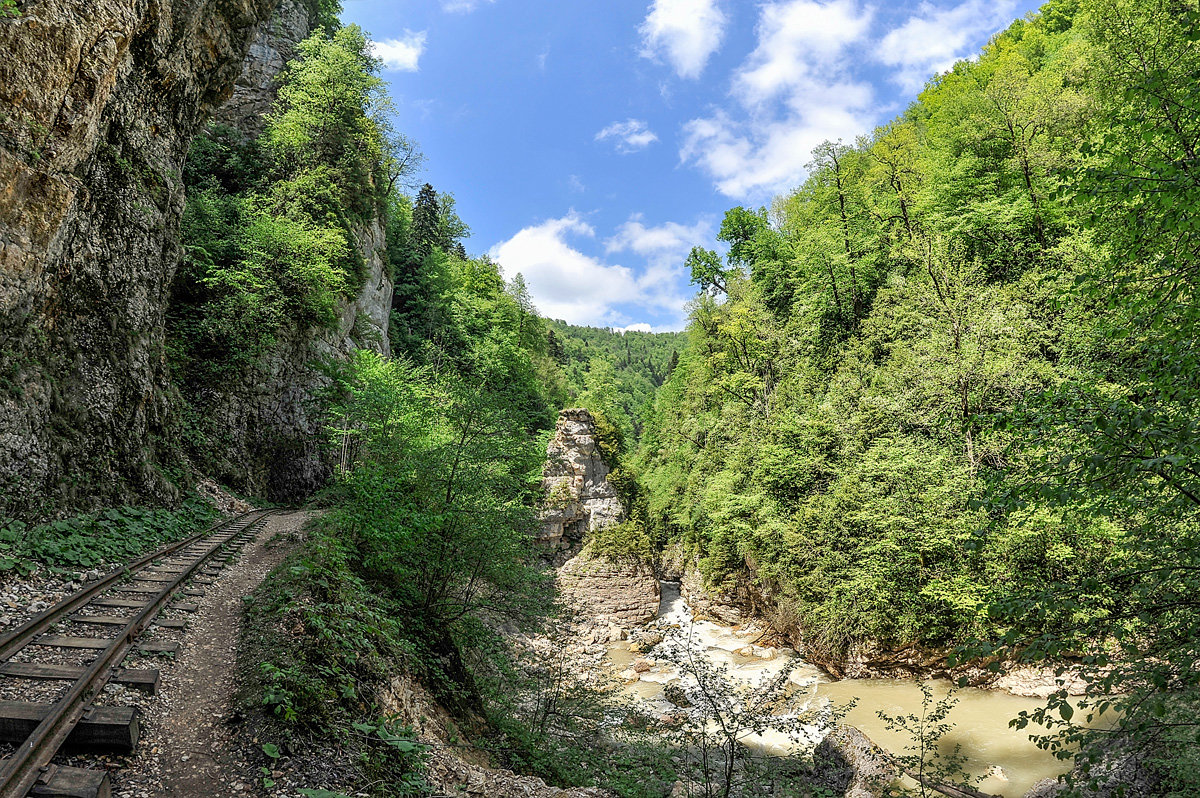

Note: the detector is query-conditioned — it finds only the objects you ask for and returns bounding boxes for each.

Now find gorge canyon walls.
[0,0,393,516]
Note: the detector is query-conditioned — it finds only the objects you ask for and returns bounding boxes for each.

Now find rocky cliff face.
[0,0,393,516]
[184,0,393,502]
[539,409,659,631]
[0,0,278,517]
[199,216,392,501]
[215,0,309,137]
[538,408,625,555]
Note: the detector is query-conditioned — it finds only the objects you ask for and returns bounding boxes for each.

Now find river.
[606,581,1074,797]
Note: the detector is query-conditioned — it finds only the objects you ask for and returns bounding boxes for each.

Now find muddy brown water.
[605,581,1099,798]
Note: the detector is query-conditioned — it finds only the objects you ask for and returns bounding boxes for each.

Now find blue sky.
[342,0,1045,331]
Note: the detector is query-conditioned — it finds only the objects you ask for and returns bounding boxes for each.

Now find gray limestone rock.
[537,408,626,554]
[0,0,278,517]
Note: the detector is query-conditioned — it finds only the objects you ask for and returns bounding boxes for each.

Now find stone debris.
[195,480,256,517]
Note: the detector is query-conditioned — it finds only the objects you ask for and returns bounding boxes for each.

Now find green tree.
[265,25,393,219]
[980,1,1200,791]
[687,246,732,296]
[326,350,550,630]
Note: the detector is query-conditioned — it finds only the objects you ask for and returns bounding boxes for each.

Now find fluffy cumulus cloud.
[595,119,660,153]
[680,0,874,199]
[606,214,712,321]
[879,0,1020,93]
[640,0,728,79]
[373,31,427,72]
[488,212,709,328]
[677,0,1019,200]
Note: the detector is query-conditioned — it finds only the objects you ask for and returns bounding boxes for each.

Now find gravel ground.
[50,511,312,798]
[0,573,85,633]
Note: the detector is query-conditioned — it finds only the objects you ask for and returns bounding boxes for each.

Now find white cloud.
[606,215,709,258]
[567,174,586,193]
[880,0,1020,93]
[733,0,874,109]
[442,0,494,12]
[678,0,874,199]
[489,214,637,326]
[595,119,660,154]
[606,214,712,323]
[640,0,728,79]
[488,212,708,328]
[618,323,655,333]
[373,31,427,72]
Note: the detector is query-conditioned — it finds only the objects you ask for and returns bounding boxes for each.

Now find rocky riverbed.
[589,580,1084,798]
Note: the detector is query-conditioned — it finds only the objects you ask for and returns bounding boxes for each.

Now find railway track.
[0,508,278,798]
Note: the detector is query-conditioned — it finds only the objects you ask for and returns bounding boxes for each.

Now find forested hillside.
[3,0,1198,794]
[634,0,1200,788]
[547,320,682,436]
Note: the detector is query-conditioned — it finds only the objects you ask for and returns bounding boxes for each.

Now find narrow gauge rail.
[0,508,277,798]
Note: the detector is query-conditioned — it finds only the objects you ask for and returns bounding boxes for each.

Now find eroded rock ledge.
[538,408,660,636]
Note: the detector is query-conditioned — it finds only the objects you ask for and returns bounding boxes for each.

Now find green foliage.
[266,26,393,220]
[876,683,973,797]
[632,0,1200,791]
[584,519,654,563]
[323,350,551,631]
[241,536,429,795]
[170,24,422,470]
[0,498,217,573]
[388,184,473,355]
[0,0,19,17]
[962,1,1200,792]
[634,1,1096,658]
[172,26,411,364]
[547,319,683,435]
[244,245,563,788]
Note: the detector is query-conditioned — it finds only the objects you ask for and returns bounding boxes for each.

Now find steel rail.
[0,508,277,798]
[0,509,263,663]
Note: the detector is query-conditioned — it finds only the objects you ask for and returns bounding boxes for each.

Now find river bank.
[600,580,1077,798]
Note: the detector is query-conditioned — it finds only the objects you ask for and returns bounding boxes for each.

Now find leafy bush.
[0,497,218,574]
[584,519,654,563]
[170,25,408,394]
[241,537,428,795]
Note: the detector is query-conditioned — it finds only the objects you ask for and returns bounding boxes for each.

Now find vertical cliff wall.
[195,215,393,502]
[0,0,393,516]
[538,408,626,555]
[0,0,279,517]
[185,0,394,502]
[215,0,311,137]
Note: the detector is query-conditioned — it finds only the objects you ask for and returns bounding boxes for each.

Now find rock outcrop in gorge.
[538,408,625,554]
[539,409,659,633]
[0,0,277,517]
